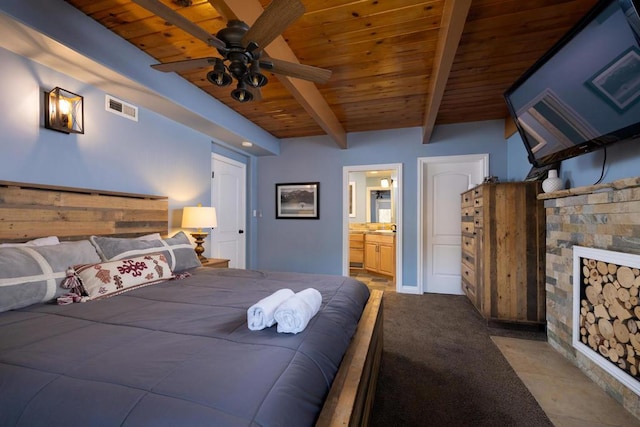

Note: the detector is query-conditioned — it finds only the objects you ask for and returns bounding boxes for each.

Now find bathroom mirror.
[367,188,392,223]
[348,169,396,224]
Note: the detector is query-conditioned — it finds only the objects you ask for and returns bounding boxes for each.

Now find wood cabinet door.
[378,243,395,276]
[364,242,379,271]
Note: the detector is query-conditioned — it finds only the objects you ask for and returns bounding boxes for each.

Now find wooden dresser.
[461,182,546,327]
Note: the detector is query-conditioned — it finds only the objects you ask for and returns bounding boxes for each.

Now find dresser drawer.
[461,260,476,288]
[461,191,474,208]
[462,206,475,217]
[462,277,476,301]
[473,196,483,208]
[472,185,483,198]
[349,233,364,242]
[462,220,475,235]
[350,248,364,264]
[365,233,395,245]
[462,249,475,266]
[349,233,364,248]
[462,235,475,257]
[461,259,476,300]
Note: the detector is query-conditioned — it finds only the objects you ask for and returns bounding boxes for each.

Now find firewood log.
[597,261,608,275]
[599,318,615,340]
[618,266,635,289]
[614,319,630,344]
[603,283,618,305]
[594,304,610,320]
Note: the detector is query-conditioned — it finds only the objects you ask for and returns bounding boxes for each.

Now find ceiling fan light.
[246,72,268,88]
[245,61,268,88]
[231,82,253,103]
[207,58,232,87]
[207,69,232,87]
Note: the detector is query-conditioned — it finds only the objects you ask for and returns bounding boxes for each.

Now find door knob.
[238,229,244,234]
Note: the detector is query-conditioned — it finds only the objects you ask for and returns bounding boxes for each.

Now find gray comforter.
[0,268,370,426]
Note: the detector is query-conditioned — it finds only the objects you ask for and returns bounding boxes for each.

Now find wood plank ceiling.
[65,0,599,146]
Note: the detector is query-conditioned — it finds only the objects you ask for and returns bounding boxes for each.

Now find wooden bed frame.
[0,180,383,426]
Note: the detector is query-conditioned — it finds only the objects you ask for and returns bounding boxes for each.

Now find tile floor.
[349,269,395,292]
[492,336,640,427]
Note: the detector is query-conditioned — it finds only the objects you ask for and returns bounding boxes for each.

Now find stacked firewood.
[579,257,640,376]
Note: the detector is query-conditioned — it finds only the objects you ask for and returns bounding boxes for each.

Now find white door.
[211,154,246,268]
[418,154,487,294]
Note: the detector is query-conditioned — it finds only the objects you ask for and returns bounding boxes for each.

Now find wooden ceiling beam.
[209,0,347,148]
[504,115,518,139]
[422,0,471,144]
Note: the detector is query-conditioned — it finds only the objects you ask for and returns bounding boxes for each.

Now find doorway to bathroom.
[342,163,402,292]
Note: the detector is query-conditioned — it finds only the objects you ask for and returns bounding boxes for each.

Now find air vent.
[105,95,138,122]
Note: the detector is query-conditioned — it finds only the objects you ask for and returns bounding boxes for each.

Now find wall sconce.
[181,204,218,262]
[44,87,84,134]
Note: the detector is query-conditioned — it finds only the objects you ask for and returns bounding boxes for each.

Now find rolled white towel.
[274,288,322,334]
[247,288,295,331]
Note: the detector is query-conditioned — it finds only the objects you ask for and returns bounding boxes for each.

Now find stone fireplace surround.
[541,177,640,419]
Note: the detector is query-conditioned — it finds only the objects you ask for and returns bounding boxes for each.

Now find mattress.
[0,268,370,426]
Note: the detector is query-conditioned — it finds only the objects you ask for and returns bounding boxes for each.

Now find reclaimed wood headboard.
[0,181,168,243]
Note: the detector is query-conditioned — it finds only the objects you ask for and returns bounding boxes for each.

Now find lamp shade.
[182,206,217,230]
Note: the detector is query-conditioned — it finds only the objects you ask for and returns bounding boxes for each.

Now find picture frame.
[275,182,319,219]
[587,46,640,113]
[348,181,356,217]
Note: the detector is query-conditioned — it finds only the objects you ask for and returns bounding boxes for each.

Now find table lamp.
[181,204,217,262]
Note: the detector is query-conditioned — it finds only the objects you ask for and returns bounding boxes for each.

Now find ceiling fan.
[132,0,332,102]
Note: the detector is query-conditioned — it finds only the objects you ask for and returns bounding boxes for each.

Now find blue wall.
[0,46,212,236]
[507,130,640,186]
[256,121,509,287]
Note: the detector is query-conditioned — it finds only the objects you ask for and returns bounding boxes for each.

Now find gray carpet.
[369,292,553,427]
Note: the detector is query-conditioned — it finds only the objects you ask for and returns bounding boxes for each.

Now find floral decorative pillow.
[75,253,173,300]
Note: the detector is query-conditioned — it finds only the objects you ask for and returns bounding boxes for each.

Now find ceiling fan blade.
[261,58,332,84]
[131,0,227,50]
[151,57,217,72]
[242,0,305,53]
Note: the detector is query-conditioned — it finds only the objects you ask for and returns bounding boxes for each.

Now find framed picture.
[275,182,319,219]
[587,46,640,113]
[348,181,356,217]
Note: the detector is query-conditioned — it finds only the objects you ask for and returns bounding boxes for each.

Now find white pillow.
[0,236,60,248]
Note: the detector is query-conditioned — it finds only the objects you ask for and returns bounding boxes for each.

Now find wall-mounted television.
[504,0,640,168]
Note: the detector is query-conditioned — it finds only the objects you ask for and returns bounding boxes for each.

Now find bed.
[0,181,383,426]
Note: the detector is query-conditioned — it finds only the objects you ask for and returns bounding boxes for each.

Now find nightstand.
[201,258,230,268]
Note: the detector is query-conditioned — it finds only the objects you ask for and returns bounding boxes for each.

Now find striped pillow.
[0,241,101,312]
